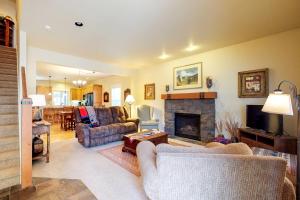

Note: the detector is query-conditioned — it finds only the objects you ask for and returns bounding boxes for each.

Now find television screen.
[246,105,283,135]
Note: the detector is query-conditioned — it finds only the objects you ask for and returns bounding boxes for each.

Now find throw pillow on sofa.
[111,106,126,123]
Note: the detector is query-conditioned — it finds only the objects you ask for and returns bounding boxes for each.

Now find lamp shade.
[262,93,293,116]
[125,95,135,105]
[29,94,46,107]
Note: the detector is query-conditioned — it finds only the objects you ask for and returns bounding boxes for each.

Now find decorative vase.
[32,136,44,156]
[206,76,213,89]
[165,85,170,92]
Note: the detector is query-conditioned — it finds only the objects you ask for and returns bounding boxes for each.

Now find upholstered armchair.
[137,105,159,131]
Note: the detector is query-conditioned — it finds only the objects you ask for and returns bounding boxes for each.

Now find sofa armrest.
[126,118,139,128]
[136,141,158,200]
[75,123,91,147]
[282,177,296,200]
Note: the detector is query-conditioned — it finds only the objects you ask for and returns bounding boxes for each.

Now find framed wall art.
[103,92,109,102]
[144,83,155,100]
[238,68,269,98]
[173,62,202,90]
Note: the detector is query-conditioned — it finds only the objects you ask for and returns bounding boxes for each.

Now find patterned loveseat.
[74,106,139,147]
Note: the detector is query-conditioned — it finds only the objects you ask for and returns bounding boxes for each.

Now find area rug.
[98,140,188,176]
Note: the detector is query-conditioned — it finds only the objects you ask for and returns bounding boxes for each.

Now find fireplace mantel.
[161,92,217,100]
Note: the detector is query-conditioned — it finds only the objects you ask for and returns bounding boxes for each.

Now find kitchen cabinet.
[93,84,102,107]
[70,88,83,100]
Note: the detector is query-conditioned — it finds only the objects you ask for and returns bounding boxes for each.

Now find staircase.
[0,45,20,190]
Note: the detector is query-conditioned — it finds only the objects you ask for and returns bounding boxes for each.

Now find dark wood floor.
[9,177,97,200]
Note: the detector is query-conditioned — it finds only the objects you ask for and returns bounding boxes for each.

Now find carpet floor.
[98,140,189,177]
[32,139,147,200]
[32,138,199,200]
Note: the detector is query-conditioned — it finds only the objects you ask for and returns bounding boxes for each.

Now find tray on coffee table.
[122,131,168,155]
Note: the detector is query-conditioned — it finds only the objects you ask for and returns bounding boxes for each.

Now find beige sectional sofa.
[137,141,295,200]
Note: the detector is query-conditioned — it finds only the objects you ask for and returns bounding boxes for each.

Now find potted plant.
[214,120,230,144]
[224,115,242,143]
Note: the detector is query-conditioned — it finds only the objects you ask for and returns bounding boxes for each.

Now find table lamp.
[29,94,46,121]
[125,95,135,118]
[262,80,299,197]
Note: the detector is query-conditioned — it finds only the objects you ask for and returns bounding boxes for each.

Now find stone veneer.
[164,99,215,142]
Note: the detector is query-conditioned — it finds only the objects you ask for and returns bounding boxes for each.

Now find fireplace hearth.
[175,113,201,140]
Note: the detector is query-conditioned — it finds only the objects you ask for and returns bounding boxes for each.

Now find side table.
[122,131,168,155]
[32,120,51,163]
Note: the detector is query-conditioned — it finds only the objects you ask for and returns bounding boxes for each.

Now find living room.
[1,0,300,199]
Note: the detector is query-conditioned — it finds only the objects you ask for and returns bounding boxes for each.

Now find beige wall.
[0,0,17,47]
[91,76,133,107]
[132,28,300,137]
[0,0,16,22]
[36,80,73,105]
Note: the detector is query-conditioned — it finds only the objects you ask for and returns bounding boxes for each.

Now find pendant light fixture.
[64,77,67,97]
[72,71,87,88]
[48,75,52,96]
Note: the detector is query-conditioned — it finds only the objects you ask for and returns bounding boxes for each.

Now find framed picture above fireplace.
[238,68,269,98]
[173,62,203,90]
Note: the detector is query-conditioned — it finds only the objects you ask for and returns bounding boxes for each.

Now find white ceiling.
[36,62,110,82]
[22,0,300,69]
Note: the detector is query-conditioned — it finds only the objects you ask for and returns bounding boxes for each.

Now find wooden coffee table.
[122,131,168,155]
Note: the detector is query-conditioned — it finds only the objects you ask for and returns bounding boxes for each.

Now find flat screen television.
[246,105,283,135]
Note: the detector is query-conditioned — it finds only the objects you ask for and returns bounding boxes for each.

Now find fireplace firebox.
[175,113,201,140]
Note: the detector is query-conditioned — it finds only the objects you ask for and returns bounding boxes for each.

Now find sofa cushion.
[156,142,253,155]
[96,108,114,126]
[107,123,126,135]
[110,106,126,123]
[89,126,110,138]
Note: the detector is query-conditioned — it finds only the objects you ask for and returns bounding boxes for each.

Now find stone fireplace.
[175,113,201,140]
[162,92,217,142]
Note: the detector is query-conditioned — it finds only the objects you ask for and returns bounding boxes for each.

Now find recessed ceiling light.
[158,52,171,60]
[45,25,51,30]
[75,22,84,27]
[184,43,200,52]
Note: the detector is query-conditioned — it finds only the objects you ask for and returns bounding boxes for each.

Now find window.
[111,87,121,106]
[53,91,68,106]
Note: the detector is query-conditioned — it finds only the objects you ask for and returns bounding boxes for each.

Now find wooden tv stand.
[238,128,297,154]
